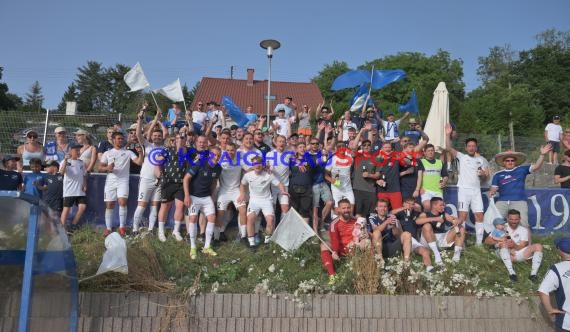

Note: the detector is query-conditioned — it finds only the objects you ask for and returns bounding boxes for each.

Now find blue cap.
[555,238,570,254]
[493,218,506,226]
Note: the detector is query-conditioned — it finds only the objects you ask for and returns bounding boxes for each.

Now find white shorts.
[410,237,424,252]
[512,247,531,262]
[420,230,455,248]
[247,199,274,217]
[217,191,245,211]
[421,190,443,203]
[104,178,129,202]
[271,185,289,205]
[137,177,162,203]
[457,187,484,213]
[331,186,355,206]
[188,195,216,217]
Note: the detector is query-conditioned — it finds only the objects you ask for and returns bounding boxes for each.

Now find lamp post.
[260,39,281,129]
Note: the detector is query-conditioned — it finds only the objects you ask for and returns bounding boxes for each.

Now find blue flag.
[398,90,419,114]
[222,96,249,128]
[349,83,374,112]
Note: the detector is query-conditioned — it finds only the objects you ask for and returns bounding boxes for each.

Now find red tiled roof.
[191,74,324,116]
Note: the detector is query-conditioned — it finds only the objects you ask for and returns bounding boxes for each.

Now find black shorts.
[63,196,87,208]
[289,185,313,218]
[161,182,184,203]
[354,189,376,216]
[549,141,561,153]
[382,238,402,258]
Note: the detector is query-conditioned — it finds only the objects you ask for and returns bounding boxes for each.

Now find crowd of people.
[0,98,569,288]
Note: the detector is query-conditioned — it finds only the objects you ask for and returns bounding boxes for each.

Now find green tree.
[57,83,78,112]
[23,80,44,112]
[476,44,517,83]
[106,64,143,115]
[75,61,110,113]
[0,67,23,111]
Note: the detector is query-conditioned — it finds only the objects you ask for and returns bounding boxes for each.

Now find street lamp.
[260,39,281,129]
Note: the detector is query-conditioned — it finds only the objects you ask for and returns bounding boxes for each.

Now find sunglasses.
[504,159,516,163]
[362,143,371,147]
[310,142,319,145]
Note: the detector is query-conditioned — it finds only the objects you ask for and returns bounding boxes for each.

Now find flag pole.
[313,232,334,253]
[368,65,374,96]
[149,91,160,109]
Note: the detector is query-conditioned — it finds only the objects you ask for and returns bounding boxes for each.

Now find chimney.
[246,68,254,87]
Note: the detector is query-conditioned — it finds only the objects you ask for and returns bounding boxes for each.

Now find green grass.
[71,225,562,298]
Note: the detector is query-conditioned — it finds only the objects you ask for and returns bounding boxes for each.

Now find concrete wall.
[0,292,551,332]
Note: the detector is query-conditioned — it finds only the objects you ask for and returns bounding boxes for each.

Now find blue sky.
[1,0,569,109]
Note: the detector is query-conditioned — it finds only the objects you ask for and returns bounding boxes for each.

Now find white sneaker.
[172,231,183,242]
[158,231,166,242]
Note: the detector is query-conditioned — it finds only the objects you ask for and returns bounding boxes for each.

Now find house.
[191,69,324,118]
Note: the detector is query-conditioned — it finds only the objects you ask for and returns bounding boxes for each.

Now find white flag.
[270,208,316,252]
[154,78,184,102]
[123,62,150,92]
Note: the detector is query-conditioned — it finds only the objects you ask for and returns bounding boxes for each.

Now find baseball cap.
[409,118,417,124]
[493,218,506,226]
[45,160,59,168]
[128,123,138,131]
[555,238,570,254]
[73,129,89,135]
[54,126,66,134]
[553,115,561,120]
[2,154,21,163]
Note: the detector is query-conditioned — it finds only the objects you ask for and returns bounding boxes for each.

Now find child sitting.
[351,217,371,250]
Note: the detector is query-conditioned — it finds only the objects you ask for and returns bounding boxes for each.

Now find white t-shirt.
[192,111,208,126]
[101,148,137,180]
[539,261,570,330]
[61,159,86,197]
[273,118,290,137]
[140,141,159,180]
[545,123,563,142]
[456,151,489,189]
[382,119,401,140]
[238,147,261,172]
[219,158,242,194]
[505,225,529,246]
[326,154,353,191]
[241,171,280,201]
[268,150,291,186]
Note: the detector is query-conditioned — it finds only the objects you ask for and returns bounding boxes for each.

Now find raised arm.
[530,144,552,172]
[444,124,458,158]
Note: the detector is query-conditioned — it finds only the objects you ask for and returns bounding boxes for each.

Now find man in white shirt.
[545,115,564,164]
[99,132,143,236]
[238,156,288,249]
[445,124,490,245]
[267,135,291,215]
[59,143,88,229]
[484,209,543,282]
[272,109,291,138]
[539,237,570,331]
[132,107,167,234]
[273,96,296,118]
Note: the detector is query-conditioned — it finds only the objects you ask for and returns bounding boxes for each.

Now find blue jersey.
[491,165,531,201]
[24,172,45,198]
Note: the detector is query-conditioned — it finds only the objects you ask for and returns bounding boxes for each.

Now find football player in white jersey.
[99,132,143,236]
[268,135,291,215]
[132,106,167,234]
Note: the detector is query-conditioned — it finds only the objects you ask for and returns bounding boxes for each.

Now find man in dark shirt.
[376,142,403,209]
[0,155,23,191]
[352,140,380,217]
[554,150,570,188]
[253,129,271,154]
[126,124,142,175]
[183,146,222,259]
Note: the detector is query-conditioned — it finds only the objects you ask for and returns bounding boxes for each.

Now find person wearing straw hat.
[488,144,552,227]
[538,237,570,331]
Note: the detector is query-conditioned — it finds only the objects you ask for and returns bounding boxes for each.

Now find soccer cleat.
[158,231,167,243]
[202,247,218,257]
[218,232,228,242]
[172,231,184,242]
[264,235,271,244]
[119,227,127,237]
[254,234,261,245]
[328,275,339,286]
[529,274,538,282]
[103,228,112,237]
[190,248,198,260]
[509,274,518,282]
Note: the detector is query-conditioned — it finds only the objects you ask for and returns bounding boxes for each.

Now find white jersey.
[140,141,160,180]
[326,154,353,191]
[539,261,570,330]
[241,171,280,201]
[505,225,529,246]
[456,151,489,189]
[268,150,291,186]
[219,157,242,194]
[61,159,86,197]
[238,147,261,172]
[101,148,137,180]
[273,118,290,137]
